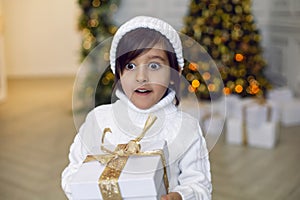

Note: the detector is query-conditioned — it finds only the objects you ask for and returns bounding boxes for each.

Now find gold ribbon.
[83,114,169,200]
[242,98,272,145]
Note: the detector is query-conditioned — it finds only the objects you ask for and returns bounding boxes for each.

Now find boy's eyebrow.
[147,55,167,62]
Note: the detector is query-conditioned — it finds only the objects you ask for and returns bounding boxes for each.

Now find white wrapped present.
[225,95,253,119]
[226,98,280,148]
[281,98,300,126]
[180,97,210,122]
[180,96,226,137]
[226,119,279,148]
[225,118,244,145]
[225,95,242,119]
[266,87,294,103]
[225,95,254,145]
[70,140,169,200]
[245,100,280,126]
[202,113,225,136]
[201,96,226,136]
[246,122,279,149]
[266,87,300,126]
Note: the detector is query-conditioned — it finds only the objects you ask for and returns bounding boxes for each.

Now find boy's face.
[120,45,171,109]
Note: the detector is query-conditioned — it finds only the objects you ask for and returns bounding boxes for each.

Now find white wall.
[0,0,6,101]
[114,0,190,30]
[252,0,300,94]
[2,0,81,77]
[2,0,190,78]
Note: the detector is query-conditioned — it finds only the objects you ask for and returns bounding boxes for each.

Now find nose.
[136,66,148,83]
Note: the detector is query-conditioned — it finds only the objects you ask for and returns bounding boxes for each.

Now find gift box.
[202,113,225,136]
[225,96,255,145]
[225,98,280,148]
[280,98,300,126]
[70,140,169,200]
[245,100,280,126]
[201,97,226,136]
[266,87,300,126]
[180,96,226,137]
[266,87,294,103]
[225,95,252,119]
[246,122,280,149]
[226,119,279,148]
[180,97,211,122]
[225,118,244,145]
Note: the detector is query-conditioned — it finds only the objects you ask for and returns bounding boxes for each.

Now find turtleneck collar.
[116,89,177,113]
[111,89,178,138]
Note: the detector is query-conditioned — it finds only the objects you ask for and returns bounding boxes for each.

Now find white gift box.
[225,118,244,145]
[266,87,300,126]
[225,95,253,119]
[247,122,279,149]
[281,99,300,127]
[180,97,210,121]
[267,87,294,103]
[70,141,168,200]
[245,100,280,127]
[202,97,226,136]
[226,118,279,148]
[203,114,225,136]
[226,98,280,148]
[180,97,226,137]
[225,95,242,119]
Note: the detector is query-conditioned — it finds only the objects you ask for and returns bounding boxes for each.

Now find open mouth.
[135,89,152,94]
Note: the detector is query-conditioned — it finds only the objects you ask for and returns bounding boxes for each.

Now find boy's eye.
[125,63,136,70]
[148,62,161,70]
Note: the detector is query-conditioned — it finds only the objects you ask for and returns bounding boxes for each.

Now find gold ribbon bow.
[83,114,169,200]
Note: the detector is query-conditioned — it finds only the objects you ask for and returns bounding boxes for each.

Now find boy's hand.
[160,192,182,200]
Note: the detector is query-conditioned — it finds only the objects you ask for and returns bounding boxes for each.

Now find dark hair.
[113,28,181,106]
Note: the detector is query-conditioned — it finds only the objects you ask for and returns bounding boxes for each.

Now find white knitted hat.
[109,16,184,74]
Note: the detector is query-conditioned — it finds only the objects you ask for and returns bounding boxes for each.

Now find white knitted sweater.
[61,90,212,200]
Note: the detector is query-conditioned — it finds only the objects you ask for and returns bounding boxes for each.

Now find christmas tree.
[181,0,272,99]
[77,0,120,106]
[78,0,119,59]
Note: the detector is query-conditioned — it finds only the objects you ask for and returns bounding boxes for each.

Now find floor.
[0,78,299,200]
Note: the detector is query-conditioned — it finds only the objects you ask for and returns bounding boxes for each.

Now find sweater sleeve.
[61,110,96,200]
[61,132,89,199]
[172,125,212,200]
